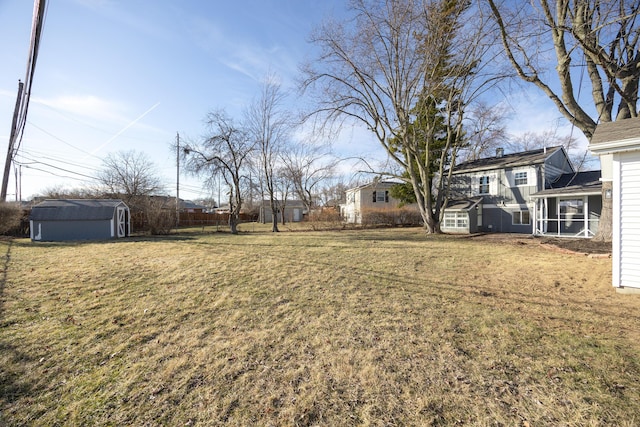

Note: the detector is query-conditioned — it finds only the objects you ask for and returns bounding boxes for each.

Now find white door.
[117,207,127,238]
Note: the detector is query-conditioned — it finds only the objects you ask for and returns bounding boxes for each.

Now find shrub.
[145,200,176,235]
[360,207,422,228]
[0,202,23,235]
[308,208,344,230]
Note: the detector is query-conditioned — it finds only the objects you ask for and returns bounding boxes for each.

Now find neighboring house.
[446,146,602,236]
[30,199,130,242]
[259,199,306,223]
[341,181,419,224]
[590,117,640,292]
[180,199,207,213]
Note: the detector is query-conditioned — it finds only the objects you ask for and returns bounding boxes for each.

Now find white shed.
[590,118,640,292]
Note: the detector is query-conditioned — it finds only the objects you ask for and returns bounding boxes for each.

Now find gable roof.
[453,146,564,174]
[346,180,402,192]
[590,117,640,153]
[532,171,602,197]
[30,199,127,221]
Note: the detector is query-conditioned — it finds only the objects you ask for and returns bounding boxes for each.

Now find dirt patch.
[466,233,612,255]
[537,236,612,254]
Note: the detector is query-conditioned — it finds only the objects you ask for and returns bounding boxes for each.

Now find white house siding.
[342,182,404,224]
[615,150,640,288]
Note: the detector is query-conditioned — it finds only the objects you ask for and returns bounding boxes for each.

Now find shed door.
[117,207,127,238]
[618,150,640,288]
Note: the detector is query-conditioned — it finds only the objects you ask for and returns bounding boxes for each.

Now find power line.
[18,149,100,172]
[26,120,100,158]
[1,0,48,200]
[14,159,97,181]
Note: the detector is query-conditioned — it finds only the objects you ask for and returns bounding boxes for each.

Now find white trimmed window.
[478,176,490,194]
[444,212,468,229]
[372,190,389,203]
[512,210,531,225]
[514,171,528,186]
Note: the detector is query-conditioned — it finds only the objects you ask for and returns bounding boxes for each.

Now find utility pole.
[1,0,48,202]
[176,132,180,228]
[1,82,24,201]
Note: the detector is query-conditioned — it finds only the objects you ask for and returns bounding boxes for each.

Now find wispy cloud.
[186,15,298,83]
[32,94,128,124]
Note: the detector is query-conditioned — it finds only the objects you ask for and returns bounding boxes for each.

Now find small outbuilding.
[30,199,131,242]
[590,117,640,292]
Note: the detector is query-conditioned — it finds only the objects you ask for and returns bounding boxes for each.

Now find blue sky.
[0,0,587,201]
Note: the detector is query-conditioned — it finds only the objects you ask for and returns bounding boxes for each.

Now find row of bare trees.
[181,77,341,234]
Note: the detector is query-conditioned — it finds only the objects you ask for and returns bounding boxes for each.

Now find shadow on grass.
[11,234,199,249]
[0,241,43,417]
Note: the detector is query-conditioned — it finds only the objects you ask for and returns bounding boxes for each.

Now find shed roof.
[30,199,127,221]
[453,146,563,174]
[532,171,602,198]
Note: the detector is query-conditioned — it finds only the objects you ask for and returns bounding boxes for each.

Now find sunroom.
[441,197,483,234]
[531,171,602,238]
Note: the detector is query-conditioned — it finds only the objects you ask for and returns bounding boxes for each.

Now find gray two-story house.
[444,146,602,237]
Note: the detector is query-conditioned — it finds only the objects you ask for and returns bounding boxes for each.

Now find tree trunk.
[271,208,279,232]
[229,214,238,234]
[593,181,612,242]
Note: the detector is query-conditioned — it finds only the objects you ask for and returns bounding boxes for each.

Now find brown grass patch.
[1,229,638,426]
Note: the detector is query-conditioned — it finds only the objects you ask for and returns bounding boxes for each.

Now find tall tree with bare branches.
[486,0,640,240]
[280,141,336,214]
[302,0,504,232]
[182,111,255,234]
[246,75,290,232]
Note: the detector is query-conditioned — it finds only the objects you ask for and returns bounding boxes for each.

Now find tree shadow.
[0,241,42,417]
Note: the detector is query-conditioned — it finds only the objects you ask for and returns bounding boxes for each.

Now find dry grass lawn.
[1,227,639,426]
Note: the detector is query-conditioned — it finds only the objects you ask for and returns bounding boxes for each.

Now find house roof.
[445,197,483,211]
[532,170,602,198]
[452,146,564,174]
[30,199,127,221]
[181,199,207,210]
[590,117,640,154]
[346,180,403,192]
[260,199,306,208]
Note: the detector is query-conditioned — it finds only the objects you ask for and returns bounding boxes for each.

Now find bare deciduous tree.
[458,102,509,162]
[96,150,164,208]
[182,110,255,234]
[246,75,290,232]
[302,0,504,232]
[486,0,640,241]
[280,141,336,214]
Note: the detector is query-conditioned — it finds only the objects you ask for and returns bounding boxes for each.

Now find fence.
[131,211,259,230]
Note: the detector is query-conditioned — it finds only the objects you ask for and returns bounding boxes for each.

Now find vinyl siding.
[618,150,640,287]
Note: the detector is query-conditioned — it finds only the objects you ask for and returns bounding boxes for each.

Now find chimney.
[496,147,504,158]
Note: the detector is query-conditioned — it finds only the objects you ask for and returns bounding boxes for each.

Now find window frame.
[512,210,531,225]
[372,190,389,203]
[514,171,528,186]
[443,212,468,229]
[478,175,490,194]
